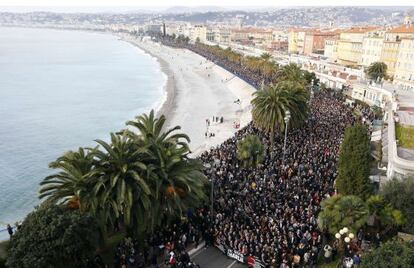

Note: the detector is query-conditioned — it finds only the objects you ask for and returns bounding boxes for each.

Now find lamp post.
[282,110,291,166]
[335,227,355,256]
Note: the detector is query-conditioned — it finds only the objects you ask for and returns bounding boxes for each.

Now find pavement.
[190,246,246,268]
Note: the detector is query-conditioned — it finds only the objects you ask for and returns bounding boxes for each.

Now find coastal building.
[382,15,414,90]
[289,28,339,55]
[304,30,340,55]
[272,29,288,42]
[380,36,401,77]
[268,40,288,52]
[165,23,186,37]
[324,38,339,62]
[189,25,207,43]
[230,27,273,48]
[337,27,378,66]
[215,27,231,45]
[361,29,386,67]
[394,37,414,90]
[144,24,162,34]
[350,82,391,108]
[205,26,231,45]
[288,29,308,54]
[231,28,250,43]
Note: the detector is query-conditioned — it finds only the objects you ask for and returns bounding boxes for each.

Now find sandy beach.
[121,34,256,156]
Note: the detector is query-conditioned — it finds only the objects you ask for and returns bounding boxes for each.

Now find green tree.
[236,134,265,168]
[277,63,306,84]
[366,195,404,234]
[318,195,369,235]
[303,70,319,86]
[381,177,414,233]
[365,62,388,81]
[260,52,272,61]
[39,148,95,211]
[7,205,99,268]
[251,81,309,146]
[127,110,207,231]
[335,124,373,199]
[91,133,151,233]
[360,240,414,268]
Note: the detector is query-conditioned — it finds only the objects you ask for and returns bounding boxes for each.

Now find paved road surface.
[192,246,245,268]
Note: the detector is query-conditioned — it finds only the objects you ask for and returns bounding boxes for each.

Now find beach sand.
[121,34,256,156]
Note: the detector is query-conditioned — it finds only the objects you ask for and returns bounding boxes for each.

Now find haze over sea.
[0,27,165,238]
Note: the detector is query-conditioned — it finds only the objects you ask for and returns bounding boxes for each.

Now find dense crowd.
[111,210,209,268]
[156,36,276,88]
[133,34,359,267]
[199,92,356,267]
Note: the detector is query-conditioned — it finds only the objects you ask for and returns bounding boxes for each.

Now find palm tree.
[126,110,190,150]
[277,63,306,84]
[366,62,388,82]
[366,195,404,234]
[260,52,272,61]
[127,110,207,231]
[91,133,151,232]
[318,195,369,235]
[39,147,94,212]
[237,134,265,168]
[251,81,309,146]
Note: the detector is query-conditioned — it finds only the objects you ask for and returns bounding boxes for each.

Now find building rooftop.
[388,24,414,34]
[342,26,379,34]
[232,27,272,34]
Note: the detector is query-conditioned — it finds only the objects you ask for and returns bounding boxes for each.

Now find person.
[169,251,176,266]
[179,250,190,266]
[353,254,361,266]
[7,224,13,237]
[323,244,332,263]
[343,256,353,268]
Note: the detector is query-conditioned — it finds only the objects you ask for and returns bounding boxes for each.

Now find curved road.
[192,246,246,268]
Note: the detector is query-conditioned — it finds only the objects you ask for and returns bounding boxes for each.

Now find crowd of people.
[199,92,356,267]
[133,34,361,267]
[155,35,276,88]
[111,209,209,268]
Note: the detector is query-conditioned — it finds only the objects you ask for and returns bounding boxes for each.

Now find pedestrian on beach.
[7,224,13,237]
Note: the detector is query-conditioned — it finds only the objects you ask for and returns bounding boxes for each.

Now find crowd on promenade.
[128,34,359,267]
[199,92,355,267]
[156,36,276,88]
[111,209,209,268]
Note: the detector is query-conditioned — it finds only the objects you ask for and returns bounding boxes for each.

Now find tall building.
[189,25,207,43]
[384,14,414,88]
[361,29,386,67]
[324,38,339,62]
[394,37,414,90]
[337,27,378,66]
[230,27,273,48]
[289,29,339,55]
[288,29,309,54]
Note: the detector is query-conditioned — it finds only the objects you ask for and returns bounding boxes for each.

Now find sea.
[0,27,166,239]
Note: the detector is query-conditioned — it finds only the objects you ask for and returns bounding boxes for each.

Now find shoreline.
[121,35,256,156]
[0,30,256,241]
[118,34,177,128]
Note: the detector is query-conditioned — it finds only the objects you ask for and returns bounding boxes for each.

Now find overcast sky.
[0,0,412,12]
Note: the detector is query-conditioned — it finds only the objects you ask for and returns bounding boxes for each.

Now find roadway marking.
[226,260,237,268]
[191,246,207,258]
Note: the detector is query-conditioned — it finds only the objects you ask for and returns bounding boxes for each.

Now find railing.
[386,108,414,178]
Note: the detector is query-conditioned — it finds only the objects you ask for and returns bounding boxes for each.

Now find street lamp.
[282,110,291,166]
